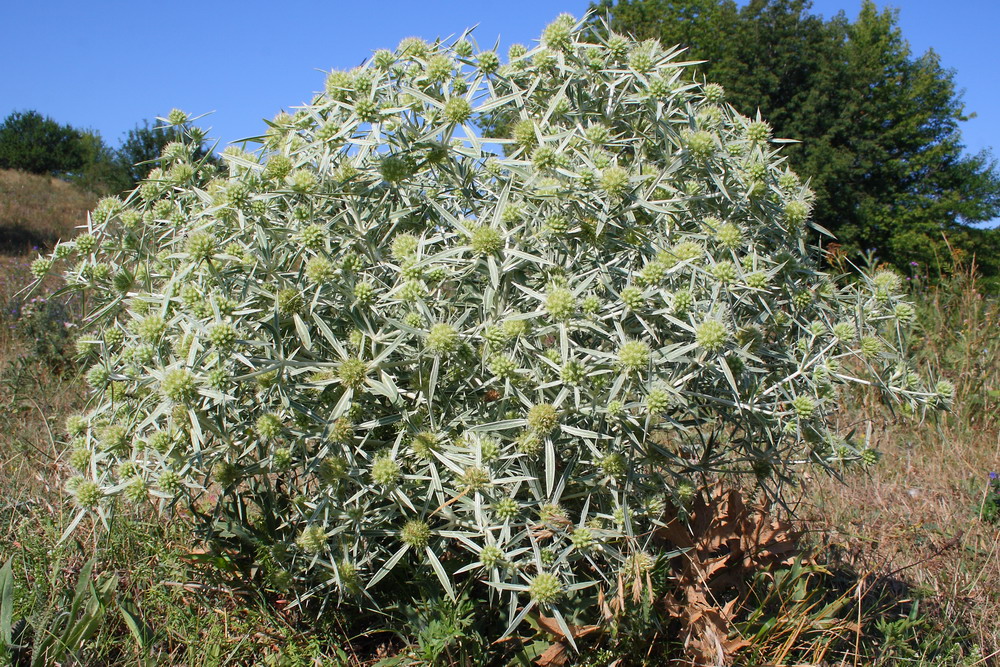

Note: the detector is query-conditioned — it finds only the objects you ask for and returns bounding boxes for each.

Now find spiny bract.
[40,13,935,631]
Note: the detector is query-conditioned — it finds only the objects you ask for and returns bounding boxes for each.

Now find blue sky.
[3,1,998,218]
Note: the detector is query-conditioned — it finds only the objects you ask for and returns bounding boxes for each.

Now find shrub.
[32,15,936,635]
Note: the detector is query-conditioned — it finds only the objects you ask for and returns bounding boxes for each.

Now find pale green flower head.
[529,572,563,606]
[696,320,729,353]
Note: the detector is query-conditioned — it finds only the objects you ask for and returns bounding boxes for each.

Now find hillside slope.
[0,168,95,253]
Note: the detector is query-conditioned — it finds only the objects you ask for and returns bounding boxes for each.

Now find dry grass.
[804,264,1000,658]
[0,168,95,252]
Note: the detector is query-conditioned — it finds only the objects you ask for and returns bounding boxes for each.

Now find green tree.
[591,0,1000,274]
[117,118,216,185]
[73,130,133,195]
[116,120,175,184]
[0,110,87,175]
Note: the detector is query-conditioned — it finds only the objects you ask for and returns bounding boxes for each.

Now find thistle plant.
[35,14,938,637]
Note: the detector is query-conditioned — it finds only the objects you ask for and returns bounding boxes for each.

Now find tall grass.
[808,259,1000,660]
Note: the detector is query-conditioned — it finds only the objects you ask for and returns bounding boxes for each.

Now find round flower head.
[443,97,472,124]
[685,130,715,159]
[74,480,103,508]
[371,455,401,488]
[873,270,902,295]
[711,261,737,284]
[338,358,368,389]
[695,320,729,353]
[571,527,595,550]
[745,120,772,143]
[490,354,517,379]
[186,232,216,261]
[304,256,336,284]
[791,395,816,420]
[532,146,560,172]
[935,379,955,400]
[479,545,504,568]
[461,466,491,492]
[167,108,188,125]
[516,432,543,455]
[296,525,327,553]
[545,287,576,321]
[493,497,519,521]
[207,323,237,350]
[516,119,538,151]
[542,13,575,51]
[379,155,415,183]
[715,223,743,249]
[645,386,671,415]
[353,282,376,305]
[703,82,725,102]
[560,360,586,386]
[161,369,197,404]
[401,519,431,549]
[529,572,563,606]
[256,413,283,440]
[600,452,627,478]
[411,431,441,459]
[618,340,650,371]
[123,477,148,504]
[860,336,883,359]
[599,166,630,198]
[784,201,811,227]
[158,470,183,495]
[468,225,503,255]
[527,403,559,434]
[425,323,459,355]
[477,50,500,74]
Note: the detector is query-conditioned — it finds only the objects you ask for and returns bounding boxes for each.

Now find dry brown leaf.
[654,483,802,666]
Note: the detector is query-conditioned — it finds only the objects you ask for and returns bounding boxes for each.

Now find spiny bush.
[32,14,943,635]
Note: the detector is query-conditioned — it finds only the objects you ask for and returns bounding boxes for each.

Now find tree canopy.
[0,110,87,176]
[0,111,217,196]
[590,0,1000,275]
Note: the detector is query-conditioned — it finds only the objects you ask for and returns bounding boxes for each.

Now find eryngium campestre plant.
[35,15,938,633]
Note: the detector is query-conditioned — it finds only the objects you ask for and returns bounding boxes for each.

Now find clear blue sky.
[3,1,998,221]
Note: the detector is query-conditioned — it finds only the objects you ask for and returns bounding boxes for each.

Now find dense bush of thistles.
[36,14,946,627]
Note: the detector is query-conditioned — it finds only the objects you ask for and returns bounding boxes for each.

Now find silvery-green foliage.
[39,14,940,630]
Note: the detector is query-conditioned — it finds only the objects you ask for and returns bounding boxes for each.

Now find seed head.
[256,413,283,440]
[426,323,459,355]
[791,395,816,419]
[529,572,563,606]
[545,287,576,321]
[371,455,401,488]
[162,369,197,404]
[695,320,729,353]
[527,403,559,434]
[296,525,327,553]
[443,97,472,124]
[401,519,431,549]
[479,545,504,568]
